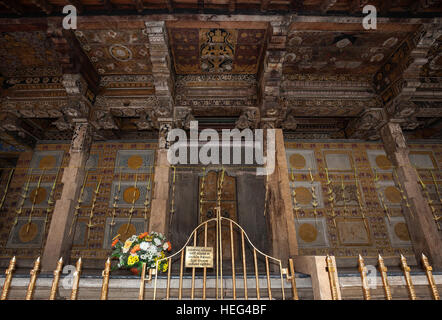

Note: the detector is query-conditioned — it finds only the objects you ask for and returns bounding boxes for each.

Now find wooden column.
[41,120,92,272]
[148,123,172,235]
[380,122,442,269]
[265,129,298,263]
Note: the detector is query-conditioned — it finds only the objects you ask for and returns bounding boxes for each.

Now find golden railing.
[139,206,299,300]
[0,252,440,300]
[344,253,440,300]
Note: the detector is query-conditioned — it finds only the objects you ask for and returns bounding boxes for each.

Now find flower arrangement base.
[130,268,140,276]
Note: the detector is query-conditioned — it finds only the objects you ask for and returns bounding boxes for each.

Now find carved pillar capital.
[145,21,174,118]
[235,107,260,130]
[158,120,173,150]
[70,120,93,154]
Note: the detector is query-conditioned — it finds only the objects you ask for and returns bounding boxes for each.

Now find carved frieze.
[235,107,260,130]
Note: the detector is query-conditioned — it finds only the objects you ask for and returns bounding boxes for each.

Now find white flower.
[163,243,169,251]
[140,254,147,260]
[153,238,161,246]
[147,246,157,256]
[140,241,150,251]
[129,235,137,242]
[122,247,129,253]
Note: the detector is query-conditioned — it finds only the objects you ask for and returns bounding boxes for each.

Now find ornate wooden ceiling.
[0,0,441,16]
[0,10,441,150]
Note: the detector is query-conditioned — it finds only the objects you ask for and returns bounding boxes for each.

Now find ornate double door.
[169,168,269,273]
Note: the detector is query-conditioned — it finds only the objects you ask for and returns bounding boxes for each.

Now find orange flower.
[138,232,148,239]
[167,241,172,251]
[111,239,119,247]
[131,244,141,254]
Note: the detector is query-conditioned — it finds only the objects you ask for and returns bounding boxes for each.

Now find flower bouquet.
[111,232,172,275]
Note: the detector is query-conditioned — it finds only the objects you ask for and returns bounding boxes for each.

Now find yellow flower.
[124,240,133,250]
[161,261,168,272]
[128,255,139,266]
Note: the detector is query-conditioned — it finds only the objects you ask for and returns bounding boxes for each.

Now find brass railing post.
[1,256,16,300]
[25,256,40,300]
[287,258,299,300]
[377,255,392,300]
[100,258,111,300]
[358,255,371,300]
[138,262,146,300]
[49,257,63,300]
[70,257,82,300]
[400,254,416,300]
[421,253,440,300]
[326,255,339,300]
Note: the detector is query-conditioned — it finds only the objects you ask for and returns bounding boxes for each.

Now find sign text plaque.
[185,246,214,268]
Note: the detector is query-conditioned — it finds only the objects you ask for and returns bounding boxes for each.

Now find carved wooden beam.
[30,0,53,15]
[261,0,270,12]
[47,23,99,95]
[349,0,369,14]
[165,0,173,13]
[379,0,401,16]
[412,0,435,13]
[66,0,84,14]
[0,0,24,15]
[228,0,235,13]
[99,0,114,12]
[374,23,441,122]
[320,0,337,14]
[289,0,303,11]
[197,0,204,13]
[133,0,143,13]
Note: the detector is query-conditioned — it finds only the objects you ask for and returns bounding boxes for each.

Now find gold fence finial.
[326,255,339,300]
[49,257,64,300]
[70,257,82,300]
[357,254,371,300]
[400,254,416,300]
[377,254,392,300]
[25,256,41,300]
[101,257,111,300]
[421,253,440,300]
[1,256,16,300]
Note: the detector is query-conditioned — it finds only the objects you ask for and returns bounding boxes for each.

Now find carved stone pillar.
[41,120,93,272]
[265,128,298,263]
[380,122,442,269]
[148,121,173,235]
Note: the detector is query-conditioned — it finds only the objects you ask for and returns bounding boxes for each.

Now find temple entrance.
[168,167,269,273]
[158,167,283,299]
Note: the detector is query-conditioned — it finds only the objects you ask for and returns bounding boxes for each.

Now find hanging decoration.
[308,168,318,222]
[354,167,369,233]
[26,169,45,234]
[415,167,439,230]
[374,168,391,224]
[69,170,89,236]
[0,168,14,211]
[125,172,138,234]
[13,169,32,227]
[87,176,102,241]
[290,168,300,220]
[43,166,61,236]
[340,175,349,220]
[109,168,122,236]
[393,168,413,219]
[143,166,152,228]
[325,167,337,228]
